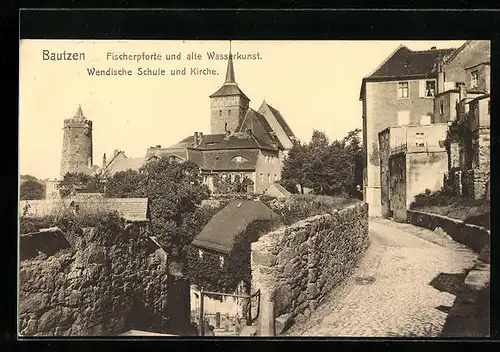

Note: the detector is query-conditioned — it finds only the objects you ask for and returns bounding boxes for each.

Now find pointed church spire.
[224,40,236,84]
[74,104,85,119]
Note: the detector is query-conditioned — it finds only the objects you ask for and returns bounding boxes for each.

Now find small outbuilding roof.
[191,200,279,254]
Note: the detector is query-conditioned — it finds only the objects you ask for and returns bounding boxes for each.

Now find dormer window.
[232,155,248,163]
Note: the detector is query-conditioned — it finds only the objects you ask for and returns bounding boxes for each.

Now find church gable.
[258,102,296,150]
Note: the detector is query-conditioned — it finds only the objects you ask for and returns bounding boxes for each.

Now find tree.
[281,141,308,194]
[20,180,45,200]
[280,129,366,197]
[58,172,104,198]
[104,157,210,259]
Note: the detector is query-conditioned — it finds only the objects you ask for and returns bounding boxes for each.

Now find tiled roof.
[262,102,296,140]
[201,149,259,171]
[209,84,250,101]
[105,157,145,175]
[174,132,277,151]
[191,200,279,254]
[238,109,284,150]
[20,198,149,222]
[366,46,455,79]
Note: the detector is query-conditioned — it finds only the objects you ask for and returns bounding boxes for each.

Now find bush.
[261,194,360,225]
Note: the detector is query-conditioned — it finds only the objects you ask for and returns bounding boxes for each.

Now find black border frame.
[5,6,499,350]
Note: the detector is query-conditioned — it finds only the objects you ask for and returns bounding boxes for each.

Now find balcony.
[391,143,407,155]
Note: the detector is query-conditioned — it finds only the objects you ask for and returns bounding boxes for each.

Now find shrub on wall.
[261,194,360,225]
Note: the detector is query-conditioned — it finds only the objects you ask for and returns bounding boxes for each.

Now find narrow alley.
[285,219,478,337]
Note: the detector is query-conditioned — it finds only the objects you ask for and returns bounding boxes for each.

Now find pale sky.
[19,40,466,180]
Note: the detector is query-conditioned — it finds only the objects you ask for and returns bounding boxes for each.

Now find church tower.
[60,105,93,177]
[209,43,250,134]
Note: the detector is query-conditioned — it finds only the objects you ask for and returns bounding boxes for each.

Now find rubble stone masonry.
[19,224,181,336]
[251,202,369,334]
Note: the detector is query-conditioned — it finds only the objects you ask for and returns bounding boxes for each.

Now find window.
[415,132,425,148]
[420,115,431,125]
[219,110,222,116]
[224,122,228,131]
[198,249,204,259]
[398,82,409,98]
[420,80,436,97]
[439,100,444,115]
[221,173,227,181]
[259,173,263,182]
[267,174,271,183]
[425,80,436,97]
[397,110,410,126]
[274,174,278,181]
[471,71,478,88]
[228,109,231,116]
[240,173,245,181]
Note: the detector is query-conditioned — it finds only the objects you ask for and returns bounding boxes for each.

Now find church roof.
[238,108,284,150]
[209,84,250,100]
[259,102,296,141]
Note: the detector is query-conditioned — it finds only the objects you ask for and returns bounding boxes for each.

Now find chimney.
[246,128,252,136]
[113,149,120,157]
[156,145,161,148]
[194,132,199,147]
[102,153,107,168]
[458,82,467,101]
[437,58,445,94]
[431,46,437,50]
[199,132,204,143]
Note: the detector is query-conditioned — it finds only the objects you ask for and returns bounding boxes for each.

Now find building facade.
[379,124,448,221]
[439,41,491,200]
[360,45,456,217]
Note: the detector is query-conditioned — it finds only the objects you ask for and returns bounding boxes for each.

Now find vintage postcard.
[19,39,490,338]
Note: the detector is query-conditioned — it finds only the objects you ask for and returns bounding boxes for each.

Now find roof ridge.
[364,44,408,79]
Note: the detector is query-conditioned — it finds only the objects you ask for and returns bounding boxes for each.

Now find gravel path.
[284,218,478,337]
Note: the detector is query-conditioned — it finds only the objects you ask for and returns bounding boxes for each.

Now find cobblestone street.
[284,218,478,337]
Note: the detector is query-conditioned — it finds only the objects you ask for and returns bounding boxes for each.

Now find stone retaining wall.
[19,224,189,336]
[251,202,369,334]
[407,210,490,253]
[441,244,490,337]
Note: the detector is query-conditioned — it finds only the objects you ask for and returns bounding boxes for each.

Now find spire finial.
[75,104,84,119]
[225,40,236,84]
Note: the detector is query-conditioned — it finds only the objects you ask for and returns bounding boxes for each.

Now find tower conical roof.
[225,51,236,84]
[74,105,85,119]
[209,41,249,100]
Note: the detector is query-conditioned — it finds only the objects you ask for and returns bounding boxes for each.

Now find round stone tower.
[60,105,93,177]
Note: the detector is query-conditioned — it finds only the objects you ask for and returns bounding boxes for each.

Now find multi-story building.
[360,44,456,216]
[439,41,491,200]
[379,124,448,221]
